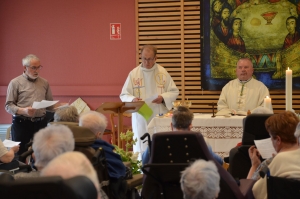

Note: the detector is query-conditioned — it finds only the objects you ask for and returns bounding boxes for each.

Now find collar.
[141,63,157,72]
[22,72,37,82]
[238,77,252,84]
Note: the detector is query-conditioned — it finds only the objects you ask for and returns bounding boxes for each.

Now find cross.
[208,102,216,118]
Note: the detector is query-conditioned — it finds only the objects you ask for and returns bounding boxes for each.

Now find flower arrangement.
[113,130,142,174]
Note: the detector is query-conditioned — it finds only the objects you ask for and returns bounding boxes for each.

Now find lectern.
[96,102,144,147]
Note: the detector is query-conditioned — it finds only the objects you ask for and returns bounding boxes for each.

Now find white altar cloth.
[147,113,245,157]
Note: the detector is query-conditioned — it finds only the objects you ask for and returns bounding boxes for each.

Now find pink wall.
[0,0,137,130]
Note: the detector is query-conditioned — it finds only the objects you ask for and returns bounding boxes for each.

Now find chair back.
[228,114,272,180]
[242,114,273,145]
[267,176,300,199]
[0,174,98,199]
[48,122,95,146]
[141,131,245,199]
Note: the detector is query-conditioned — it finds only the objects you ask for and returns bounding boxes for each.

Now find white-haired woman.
[180,159,220,199]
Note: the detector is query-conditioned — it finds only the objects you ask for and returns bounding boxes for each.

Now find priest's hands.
[152,95,164,104]
[132,98,142,102]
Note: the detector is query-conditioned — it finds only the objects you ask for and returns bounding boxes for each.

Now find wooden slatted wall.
[136,0,300,114]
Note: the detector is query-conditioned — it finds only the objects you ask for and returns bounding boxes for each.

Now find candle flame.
[266,96,269,98]
[288,67,290,70]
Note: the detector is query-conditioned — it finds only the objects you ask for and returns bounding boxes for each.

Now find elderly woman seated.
[247,111,300,199]
[14,125,75,179]
[180,159,220,199]
[53,105,79,122]
[79,111,126,198]
[0,139,19,163]
[41,151,104,199]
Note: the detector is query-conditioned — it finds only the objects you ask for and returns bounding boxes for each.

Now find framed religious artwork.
[202,0,300,90]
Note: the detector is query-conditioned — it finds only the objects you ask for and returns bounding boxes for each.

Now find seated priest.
[217,58,271,116]
[142,106,224,166]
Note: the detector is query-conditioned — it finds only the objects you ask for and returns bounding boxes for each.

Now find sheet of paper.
[32,100,59,109]
[254,138,277,159]
[145,94,158,105]
[3,139,20,147]
[138,103,153,121]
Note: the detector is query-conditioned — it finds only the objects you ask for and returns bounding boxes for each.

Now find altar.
[147,114,245,157]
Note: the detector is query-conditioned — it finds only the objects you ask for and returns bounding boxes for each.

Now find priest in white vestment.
[217,58,271,115]
[120,45,179,158]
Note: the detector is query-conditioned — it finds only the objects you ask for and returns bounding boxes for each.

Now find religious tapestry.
[202,0,300,90]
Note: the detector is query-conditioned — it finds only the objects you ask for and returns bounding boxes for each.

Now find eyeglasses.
[141,57,155,62]
[27,65,43,71]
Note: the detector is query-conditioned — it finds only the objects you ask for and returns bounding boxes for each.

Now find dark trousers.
[11,116,48,155]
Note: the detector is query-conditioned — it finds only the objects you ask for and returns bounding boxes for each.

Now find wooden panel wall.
[136,0,300,114]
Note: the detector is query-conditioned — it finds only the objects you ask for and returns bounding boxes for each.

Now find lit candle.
[286,67,292,111]
[264,96,272,111]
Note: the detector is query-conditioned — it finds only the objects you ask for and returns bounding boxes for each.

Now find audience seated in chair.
[0,139,19,163]
[54,105,79,122]
[41,151,105,199]
[14,124,75,179]
[180,159,220,199]
[142,106,224,166]
[79,111,127,198]
[248,111,300,199]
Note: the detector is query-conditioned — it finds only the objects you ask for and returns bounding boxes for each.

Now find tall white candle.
[286,67,292,111]
[264,96,272,111]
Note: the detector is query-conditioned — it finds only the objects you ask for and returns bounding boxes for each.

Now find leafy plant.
[113,130,142,174]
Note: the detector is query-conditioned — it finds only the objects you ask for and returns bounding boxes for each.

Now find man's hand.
[19,107,36,117]
[152,95,164,104]
[248,145,261,167]
[132,98,142,102]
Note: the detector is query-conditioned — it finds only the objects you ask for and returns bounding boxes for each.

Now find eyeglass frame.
[27,65,43,71]
[141,57,156,62]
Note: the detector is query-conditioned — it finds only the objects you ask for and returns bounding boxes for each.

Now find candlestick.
[264,96,272,111]
[286,67,292,111]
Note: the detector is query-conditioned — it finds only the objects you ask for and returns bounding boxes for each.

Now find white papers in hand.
[3,139,20,147]
[32,100,59,109]
[254,138,277,159]
[145,94,158,105]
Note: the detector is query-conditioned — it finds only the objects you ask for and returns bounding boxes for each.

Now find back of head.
[172,106,194,130]
[41,151,100,192]
[32,125,75,169]
[54,105,79,122]
[79,111,107,136]
[265,111,299,144]
[180,159,220,199]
